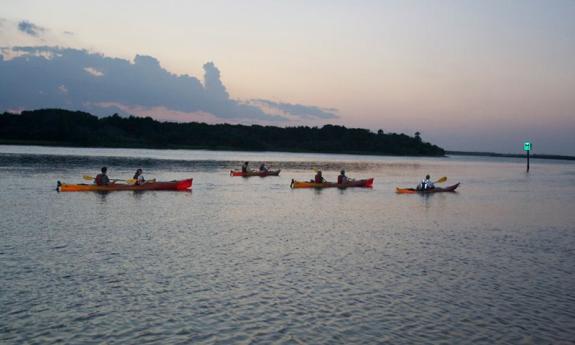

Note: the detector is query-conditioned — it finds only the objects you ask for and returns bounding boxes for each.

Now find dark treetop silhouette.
[0,109,445,156]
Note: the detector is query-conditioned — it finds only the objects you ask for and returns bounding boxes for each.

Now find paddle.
[434,176,447,184]
[83,175,137,184]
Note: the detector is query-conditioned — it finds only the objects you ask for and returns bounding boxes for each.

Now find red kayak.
[58,178,193,192]
[396,183,460,194]
[230,169,281,177]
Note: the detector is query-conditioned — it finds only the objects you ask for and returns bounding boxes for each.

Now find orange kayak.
[396,183,460,194]
[57,178,193,192]
[230,170,280,177]
[291,178,374,189]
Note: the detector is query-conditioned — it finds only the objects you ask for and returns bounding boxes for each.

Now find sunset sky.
[1,0,574,155]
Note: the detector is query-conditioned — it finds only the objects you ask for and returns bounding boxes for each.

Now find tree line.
[0,109,445,156]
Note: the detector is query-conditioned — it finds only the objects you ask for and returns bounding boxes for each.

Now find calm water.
[1,145,574,344]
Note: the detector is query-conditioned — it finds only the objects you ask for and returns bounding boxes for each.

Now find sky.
[1,0,574,155]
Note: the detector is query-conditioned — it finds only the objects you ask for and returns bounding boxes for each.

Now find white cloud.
[58,85,68,95]
[84,67,104,77]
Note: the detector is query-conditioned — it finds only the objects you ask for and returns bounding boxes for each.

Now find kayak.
[57,178,193,192]
[396,183,460,194]
[230,169,280,177]
[291,178,374,189]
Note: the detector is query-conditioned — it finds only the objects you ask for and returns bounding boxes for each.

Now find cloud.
[203,62,229,100]
[58,85,68,95]
[0,19,77,48]
[249,99,337,119]
[84,67,104,77]
[18,20,45,37]
[0,46,317,122]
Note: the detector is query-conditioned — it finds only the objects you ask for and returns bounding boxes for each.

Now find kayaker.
[314,170,325,183]
[241,161,249,173]
[95,167,110,186]
[259,163,268,172]
[133,168,145,185]
[337,170,348,184]
[418,174,435,191]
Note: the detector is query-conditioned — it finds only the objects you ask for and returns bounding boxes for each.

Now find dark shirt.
[95,173,110,186]
[314,174,324,183]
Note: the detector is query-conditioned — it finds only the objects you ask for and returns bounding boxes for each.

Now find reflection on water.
[1,146,574,344]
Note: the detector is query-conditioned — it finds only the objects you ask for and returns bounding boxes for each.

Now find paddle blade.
[83,175,95,180]
[435,176,447,183]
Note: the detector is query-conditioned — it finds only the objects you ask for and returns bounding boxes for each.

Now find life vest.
[95,174,105,185]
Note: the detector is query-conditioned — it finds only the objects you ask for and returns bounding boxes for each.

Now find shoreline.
[1,140,574,161]
[2,140,574,161]
[446,150,575,161]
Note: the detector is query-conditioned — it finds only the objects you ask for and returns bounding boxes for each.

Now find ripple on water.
[1,150,575,344]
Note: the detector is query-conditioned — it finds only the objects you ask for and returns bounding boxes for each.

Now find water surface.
[1,145,574,344]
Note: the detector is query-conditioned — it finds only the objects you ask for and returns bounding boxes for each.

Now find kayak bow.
[290,178,374,189]
[57,178,193,192]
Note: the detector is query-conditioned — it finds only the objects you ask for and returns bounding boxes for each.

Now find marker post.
[524,142,532,172]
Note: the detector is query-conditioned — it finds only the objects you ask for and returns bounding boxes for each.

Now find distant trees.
[414,131,421,143]
[0,109,446,156]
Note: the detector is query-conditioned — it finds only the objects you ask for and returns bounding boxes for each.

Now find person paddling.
[241,161,249,173]
[314,170,325,183]
[259,163,269,172]
[417,174,435,191]
[133,168,145,185]
[337,170,349,184]
[95,167,110,186]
